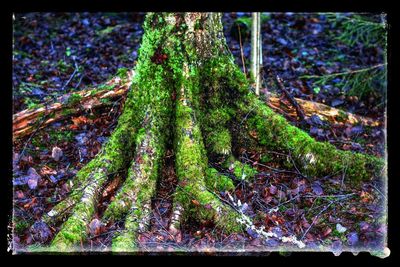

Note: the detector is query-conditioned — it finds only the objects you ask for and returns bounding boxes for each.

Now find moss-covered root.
[105,123,165,252]
[40,86,140,229]
[49,167,110,251]
[111,202,152,252]
[238,89,385,184]
[103,127,162,223]
[110,129,159,252]
[48,90,139,251]
[205,168,235,192]
[171,64,242,234]
[41,195,77,226]
[169,203,184,235]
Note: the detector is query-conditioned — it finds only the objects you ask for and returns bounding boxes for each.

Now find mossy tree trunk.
[37,12,384,252]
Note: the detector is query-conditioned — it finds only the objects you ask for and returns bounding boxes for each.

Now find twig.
[300,63,386,80]
[370,183,386,200]
[74,73,84,89]
[61,59,79,91]
[301,201,334,240]
[287,151,309,179]
[239,106,256,126]
[275,75,306,124]
[300,193,355,240]
[241,157,302,176]
[237,24,247,77]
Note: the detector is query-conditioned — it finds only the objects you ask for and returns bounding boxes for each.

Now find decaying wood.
[267,95,381,127]
[13,70,135,140]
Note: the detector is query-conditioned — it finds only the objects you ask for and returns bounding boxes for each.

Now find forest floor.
[12,12,387,254]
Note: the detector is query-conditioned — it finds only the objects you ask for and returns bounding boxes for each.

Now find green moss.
[205,168,235,192]
[61,108,75,116]
[260,154,273,163]
[97,25,117,36]
[172,58,243,233]
[25,99,44,110]
[238,94,385,184]
[97,83,115,91]
[223,157,257,181]
[116,67,129,79]
[208,128,232,155]
[14,219,30,235]
[66,93,83,106]
[337,109,349,122]
[51,214,87,249]
[49,129,74,144]
[112,232,137,252]
[100,98,112,105]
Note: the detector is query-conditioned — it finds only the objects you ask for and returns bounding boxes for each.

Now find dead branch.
[13,70,135,140]
[267,95,380,127]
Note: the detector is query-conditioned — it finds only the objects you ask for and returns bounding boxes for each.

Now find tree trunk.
[33,12,384,252]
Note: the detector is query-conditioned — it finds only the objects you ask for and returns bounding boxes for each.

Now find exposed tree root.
[108,115,167,251]
[170,63,242,236]
[234,76,385,184]
[48,87,140,251]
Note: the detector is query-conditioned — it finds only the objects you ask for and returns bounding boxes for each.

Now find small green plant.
[66,93,83,106]
[57,59,71,72]
[326,13,387,48]
[116,67,129,79]
[100,98,112,105]
[13,50,31,59]
[337,110,349,122]
[313,86,321,94]
[65,46,72,57]
[260,154,272,163]
[302,13,388,103]
[301,63,387,102]
[97,26,117,36]
[98,83,115,91]
[231,13,271,40]
[14,219,30,235]
[25,98,42,110]
[49,129,74,144]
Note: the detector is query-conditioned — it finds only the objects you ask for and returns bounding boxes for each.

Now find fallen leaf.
[40,166,57,176]
[89,218,104,236]
[347,232,359,246]
[27,167,41,190]
[102,176,121,198]
[51,147,63,161]
[15,190,24,199]
[191,199,200,206]
[24,197,37,209]
[269,185,277,195]
[71,115,89,126]
[249,130,258,139]
[311,182,323,196]
[31,221,52,243]
[322,227,332,237]
[336,223,347,233]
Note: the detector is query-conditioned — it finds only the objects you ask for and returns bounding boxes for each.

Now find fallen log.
[12,70,135,140]
[267,95,380,127]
